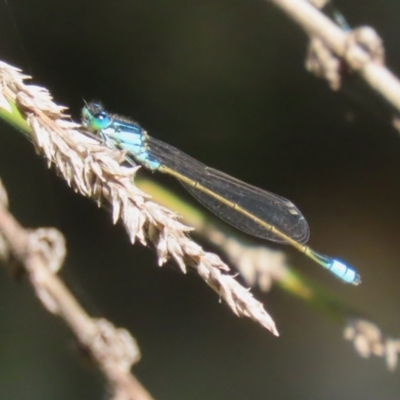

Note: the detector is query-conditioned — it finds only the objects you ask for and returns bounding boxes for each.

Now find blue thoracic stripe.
[104,122,161,170]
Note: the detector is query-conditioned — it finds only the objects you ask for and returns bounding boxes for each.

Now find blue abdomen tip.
[331,259,361,285]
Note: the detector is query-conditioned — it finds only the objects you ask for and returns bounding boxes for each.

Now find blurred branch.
[270,0,400,112]
[0,178,151,400]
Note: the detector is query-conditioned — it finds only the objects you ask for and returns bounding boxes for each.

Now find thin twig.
[0,178,151,400]
[270,0,400,112]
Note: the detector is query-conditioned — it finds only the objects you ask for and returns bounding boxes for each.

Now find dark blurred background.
[0,0,400,399]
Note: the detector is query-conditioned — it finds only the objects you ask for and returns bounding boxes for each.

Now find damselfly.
[82,101,360,285]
